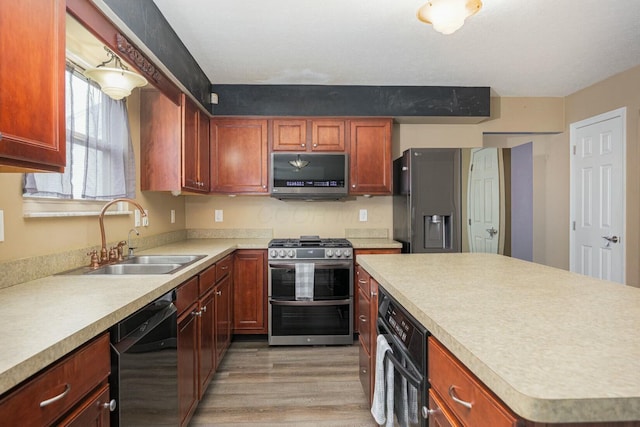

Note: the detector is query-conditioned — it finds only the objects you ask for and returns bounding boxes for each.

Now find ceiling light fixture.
[84,47,148,100]
[417,0,482,35]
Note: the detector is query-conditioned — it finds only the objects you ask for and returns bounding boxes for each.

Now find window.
[23,65,136,208]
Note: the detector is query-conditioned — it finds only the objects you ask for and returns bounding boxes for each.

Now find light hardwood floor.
[190,339,377,426]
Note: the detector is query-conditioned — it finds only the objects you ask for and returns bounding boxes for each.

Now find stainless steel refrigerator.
[393,148,461,253]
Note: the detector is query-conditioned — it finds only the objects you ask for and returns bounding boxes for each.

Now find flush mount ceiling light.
[84,47,148,100]
[417,0,483,35]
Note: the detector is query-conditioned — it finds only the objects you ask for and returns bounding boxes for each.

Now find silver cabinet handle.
[359,315,367,323]
[201,306,207,313]
[448,385,473,409]
[103,399,117,412]
[371,290,377,297]
[216,290,222,296]
[358,279,367,284]
[192,310,202,317]
[40,384,71,407]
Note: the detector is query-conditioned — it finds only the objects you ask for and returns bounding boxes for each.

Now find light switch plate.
[0,210,4,242]
[134,210,141,227]
[215,210,223,222]
[359,209,368,222]
[142,210,149,227]
[170,209,176,224]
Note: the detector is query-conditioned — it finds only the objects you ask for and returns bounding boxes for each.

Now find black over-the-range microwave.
[270,152,349,200]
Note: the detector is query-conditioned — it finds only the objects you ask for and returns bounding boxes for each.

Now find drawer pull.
[359,315,367,323]
[448,385,473,409]
[39,384,71,407]
[358,279,367,284]
[103,399,117,412]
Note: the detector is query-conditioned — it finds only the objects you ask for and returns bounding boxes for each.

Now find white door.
[570,108,626,284]
[468,148,500,253]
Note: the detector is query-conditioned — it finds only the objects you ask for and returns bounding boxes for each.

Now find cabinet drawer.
[176,276,199,314]
[199,264,217,295]
[0,333,110,427]
[356,266,371,294]
[428,338,519,427]
[357,287,371,350]
[216,255,233,281]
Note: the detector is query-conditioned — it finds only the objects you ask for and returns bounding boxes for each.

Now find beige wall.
[564,65,640,286]
[0,89,185,263]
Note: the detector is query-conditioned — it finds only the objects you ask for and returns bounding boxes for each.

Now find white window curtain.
[24,66,136,199]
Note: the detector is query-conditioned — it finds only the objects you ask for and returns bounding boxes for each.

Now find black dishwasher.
[110,290,178,426]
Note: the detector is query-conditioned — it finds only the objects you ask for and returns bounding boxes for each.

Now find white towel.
[295,263,314,300]
[371,334,394,427]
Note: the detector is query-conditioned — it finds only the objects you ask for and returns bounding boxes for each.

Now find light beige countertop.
[0,238,268,396]
[356,252,640,424]
[349,238,402,250]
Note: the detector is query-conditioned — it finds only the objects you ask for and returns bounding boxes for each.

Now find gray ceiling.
[151,0,640,97]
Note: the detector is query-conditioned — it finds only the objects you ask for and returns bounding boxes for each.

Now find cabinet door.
[140,89,181,192]
[349,119,392,195]
[214,274,232,366]
[0,0,65,172]
[233,250,267,333]
[428,389,462,427]
[57,384,111,427]
[271,119,307,151]
[178,306,199,427]
[211,118,268,193]
[311,119,346,151]
[198,290,215,398]
[182,96,210,193]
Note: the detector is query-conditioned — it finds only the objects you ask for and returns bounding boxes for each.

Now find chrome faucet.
[98,198,147,265]
[128,228,140,257]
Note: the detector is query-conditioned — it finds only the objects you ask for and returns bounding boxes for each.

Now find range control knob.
[335,249,342,257]
[343,249,352,258]
[278,249,286,258]
[269,249,278,258]
[287,249,295,258]
[326,249,334,258]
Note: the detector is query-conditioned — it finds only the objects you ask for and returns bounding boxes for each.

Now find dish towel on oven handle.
[294,263,314,301]
[394,351,419,426]
[371,334,394,427]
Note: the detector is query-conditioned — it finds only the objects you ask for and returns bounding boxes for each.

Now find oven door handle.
[384,349,423,388]
[268,262,352,269]
[377,319,422,377]
[269,298,352,306]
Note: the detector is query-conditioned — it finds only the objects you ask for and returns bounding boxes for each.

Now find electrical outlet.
[134,209,141,227]
[170,209,176,224]
[142,209,149,227]
[0,210,4,242]
[215,210,223,222]
[359,209,368,222]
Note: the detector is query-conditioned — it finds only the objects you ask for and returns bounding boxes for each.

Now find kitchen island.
[356,252,640,424]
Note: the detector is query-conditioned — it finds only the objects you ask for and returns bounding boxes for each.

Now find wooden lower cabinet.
[214,273,233,365]
[57,384,111,427]
[177,289,199,427]
[0,333,111,427]
[176,255,235,427]
[233,249,267,334]
[356,265,378,405]
[428,389,462,427]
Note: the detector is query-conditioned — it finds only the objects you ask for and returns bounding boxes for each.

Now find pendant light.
[417,0,483,35]
[84,47,148,100]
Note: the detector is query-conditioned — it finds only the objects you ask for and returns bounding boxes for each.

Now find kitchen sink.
[86,263,183,275]
[59,254,206,275]
[122,255,205,265]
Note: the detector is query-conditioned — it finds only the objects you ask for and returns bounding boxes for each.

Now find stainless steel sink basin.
[86,263,183,275]
[59,254,206,275]
[122,255,205,265]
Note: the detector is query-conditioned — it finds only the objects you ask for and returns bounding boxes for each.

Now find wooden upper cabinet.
[271,118,346,152]
[311,119,346,151]
[0,0,65,172]
[271,119,307,151]
[211,118,269,194]
[140,90,210,194]
[182,95,210,192]
[349,119,392,195]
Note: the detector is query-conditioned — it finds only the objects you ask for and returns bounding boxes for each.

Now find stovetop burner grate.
[268,236,352,249]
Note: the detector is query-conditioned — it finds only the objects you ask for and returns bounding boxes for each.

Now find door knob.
[486,227,498,238]
[602,235,620,243]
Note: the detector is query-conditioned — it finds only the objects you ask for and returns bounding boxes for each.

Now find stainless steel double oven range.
[268,236,354,345]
